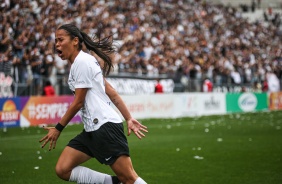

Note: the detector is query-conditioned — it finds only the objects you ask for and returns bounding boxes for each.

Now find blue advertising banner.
[0,98,21,128]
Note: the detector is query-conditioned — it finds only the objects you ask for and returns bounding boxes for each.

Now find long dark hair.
[58,24,115,76]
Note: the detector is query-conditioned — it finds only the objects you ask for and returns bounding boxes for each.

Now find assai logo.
[0,100,20,121]
[238,93,257,112]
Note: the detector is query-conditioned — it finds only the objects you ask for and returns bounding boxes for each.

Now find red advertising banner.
[21,96,81,126]
[269,92,282,110]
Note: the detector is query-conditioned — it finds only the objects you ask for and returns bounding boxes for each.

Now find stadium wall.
[1,91,280,128]
[207,0,282,9]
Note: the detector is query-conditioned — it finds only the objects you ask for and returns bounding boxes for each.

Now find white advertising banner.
[120,94,176,119]
[174,93,200,117]
[0,72,13,98]
[107,78,175,95]
[196,93,226,116]
[119,93,227,119]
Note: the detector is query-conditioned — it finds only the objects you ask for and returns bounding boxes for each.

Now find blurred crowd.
[0,0,281,95]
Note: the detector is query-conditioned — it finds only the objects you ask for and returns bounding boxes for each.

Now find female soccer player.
[39,23,148,184]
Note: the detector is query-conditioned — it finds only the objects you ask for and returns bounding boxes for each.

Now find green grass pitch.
[0,111,282,184]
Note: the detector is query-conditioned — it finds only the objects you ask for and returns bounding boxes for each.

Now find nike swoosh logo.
[105,156,112,161]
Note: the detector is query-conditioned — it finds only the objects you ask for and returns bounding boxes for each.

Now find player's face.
[55,29,79,63]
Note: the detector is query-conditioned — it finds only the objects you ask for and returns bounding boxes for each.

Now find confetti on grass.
[194,155,204,160]
[217,138,223,142]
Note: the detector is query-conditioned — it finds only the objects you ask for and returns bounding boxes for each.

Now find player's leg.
[55,146,91,180]
[56,146,118,184]
[110,155,147,184]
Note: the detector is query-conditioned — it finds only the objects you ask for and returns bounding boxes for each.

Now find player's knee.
[118,174,137,184]
[55,163,70,181]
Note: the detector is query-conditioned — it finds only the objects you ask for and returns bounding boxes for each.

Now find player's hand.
[127,118,148,139]
[39,127,61,151]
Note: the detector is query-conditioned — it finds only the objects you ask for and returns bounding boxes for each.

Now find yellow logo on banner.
[0,100,20,121]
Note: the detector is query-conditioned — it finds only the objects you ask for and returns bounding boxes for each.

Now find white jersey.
[68,51,122,132]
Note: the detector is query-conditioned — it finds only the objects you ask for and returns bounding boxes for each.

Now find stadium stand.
[0,0,281,96]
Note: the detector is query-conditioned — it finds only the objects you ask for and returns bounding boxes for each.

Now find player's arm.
[104,79,148,139]
[39,88,88,150]
[59,88,88,126]
[105,79,131,121]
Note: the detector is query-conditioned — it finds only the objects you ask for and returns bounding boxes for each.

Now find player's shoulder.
[76,51,97,64]
[78,51,95,60]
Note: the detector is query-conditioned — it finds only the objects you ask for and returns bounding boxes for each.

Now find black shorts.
[67,122,130,165]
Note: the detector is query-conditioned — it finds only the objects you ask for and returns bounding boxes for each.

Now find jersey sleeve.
[74,61,94,89]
